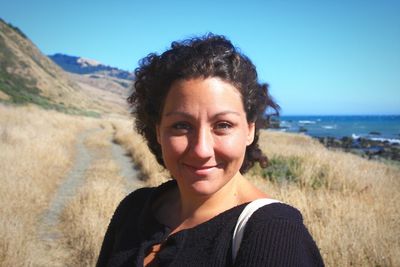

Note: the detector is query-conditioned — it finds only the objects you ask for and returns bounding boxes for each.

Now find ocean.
[276,115,400,144]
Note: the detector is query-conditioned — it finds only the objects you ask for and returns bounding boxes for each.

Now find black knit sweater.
[96,181,324,267]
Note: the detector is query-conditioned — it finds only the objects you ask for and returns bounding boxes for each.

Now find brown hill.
[0,18,126,116]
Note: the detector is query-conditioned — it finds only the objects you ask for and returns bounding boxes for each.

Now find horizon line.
[277,114,400,117]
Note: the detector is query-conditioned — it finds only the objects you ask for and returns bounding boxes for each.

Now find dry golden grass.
[111,119,169,186]
[0,104,98,266]
[83,121,115,150]
[58,158,126,266]
[32,122,127,266]
[0,90,10,101]
[245,130,400,266]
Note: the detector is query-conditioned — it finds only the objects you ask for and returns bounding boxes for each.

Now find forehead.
[165,77,242,105]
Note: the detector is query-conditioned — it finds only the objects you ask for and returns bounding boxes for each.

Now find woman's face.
[156,77,255,197]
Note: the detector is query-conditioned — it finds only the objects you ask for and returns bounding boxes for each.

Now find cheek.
[161,136,188,160]
[215,133,248,160]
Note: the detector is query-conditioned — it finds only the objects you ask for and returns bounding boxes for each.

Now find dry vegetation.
[111,119,169,185]
[1,103,399,266]
[56,126,127,266]
[247,131,400,266]
[0,104,98,266]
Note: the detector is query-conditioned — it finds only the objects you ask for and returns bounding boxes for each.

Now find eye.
[215,122,232,129]
[214,121,233,133]
[171,122,192,133]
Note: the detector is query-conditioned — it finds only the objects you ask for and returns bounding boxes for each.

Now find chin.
[177,171,236,197]
[187,180,221,196]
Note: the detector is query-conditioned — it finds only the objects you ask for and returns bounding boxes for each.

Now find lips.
[183,163,221,175]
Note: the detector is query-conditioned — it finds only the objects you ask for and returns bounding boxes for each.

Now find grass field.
[0,103,399,266]
[0,104,97,266]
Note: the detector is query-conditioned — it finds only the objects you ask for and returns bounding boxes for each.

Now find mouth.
[183,163,221,175]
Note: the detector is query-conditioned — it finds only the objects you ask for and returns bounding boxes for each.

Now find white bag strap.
[232,198,281,262]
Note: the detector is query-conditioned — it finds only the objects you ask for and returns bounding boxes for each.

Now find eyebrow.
[165,111,241,118]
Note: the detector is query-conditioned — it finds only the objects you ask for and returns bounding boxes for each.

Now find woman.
[97,34,324,266]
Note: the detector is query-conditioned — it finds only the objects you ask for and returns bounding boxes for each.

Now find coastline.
[314,135,400,164]
[270,115,400,164]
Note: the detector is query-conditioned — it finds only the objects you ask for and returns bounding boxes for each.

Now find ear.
[246,122,255,146]
[156,124,161,144]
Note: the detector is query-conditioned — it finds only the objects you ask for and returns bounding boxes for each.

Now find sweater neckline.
[137,180,249,241]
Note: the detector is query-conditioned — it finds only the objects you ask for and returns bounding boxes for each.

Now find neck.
[177,173,244,227]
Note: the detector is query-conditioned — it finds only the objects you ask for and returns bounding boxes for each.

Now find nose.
[190,127,214,159]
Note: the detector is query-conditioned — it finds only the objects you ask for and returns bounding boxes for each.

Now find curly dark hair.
[128,34,279,173]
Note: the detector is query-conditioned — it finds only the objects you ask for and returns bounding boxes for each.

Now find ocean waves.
[277,115,400,142]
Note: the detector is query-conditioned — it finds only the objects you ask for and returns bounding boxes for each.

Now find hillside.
[49,54,134,115]
[0,18,108,115]
[49,53,134,80]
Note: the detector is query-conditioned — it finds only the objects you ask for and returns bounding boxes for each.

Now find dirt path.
[110,139,144,193]
[39,127,144,241]
[39,129,95,241]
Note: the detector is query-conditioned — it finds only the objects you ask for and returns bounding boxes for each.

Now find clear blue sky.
[1,0,399,115]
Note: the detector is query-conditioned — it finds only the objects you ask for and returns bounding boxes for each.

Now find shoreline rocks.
[315,136,400,162]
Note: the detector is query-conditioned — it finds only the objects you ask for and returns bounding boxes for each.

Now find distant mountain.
[49,53,134,80]
[0,18,100,115]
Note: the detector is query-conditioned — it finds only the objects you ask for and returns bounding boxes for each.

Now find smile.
[183,163,222,175]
